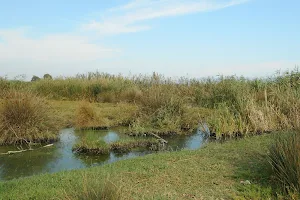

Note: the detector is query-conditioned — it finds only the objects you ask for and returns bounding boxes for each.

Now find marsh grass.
[0,90,59,145]
[74,101,137,130]
[2,69,300,138]
[268,132,300,197]
[75,101,110,129]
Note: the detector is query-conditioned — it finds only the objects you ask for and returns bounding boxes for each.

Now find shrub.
[268,132,300,195]
[0,90,58,145]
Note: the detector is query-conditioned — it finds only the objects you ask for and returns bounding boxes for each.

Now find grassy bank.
[0,132,288,199]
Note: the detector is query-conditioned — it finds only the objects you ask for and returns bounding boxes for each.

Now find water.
[0,128,207,181]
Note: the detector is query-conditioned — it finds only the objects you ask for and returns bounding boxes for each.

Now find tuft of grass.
[75,101,110,129]
[268,132,300,196]
[63,173,121,200]
[0,90,58,145]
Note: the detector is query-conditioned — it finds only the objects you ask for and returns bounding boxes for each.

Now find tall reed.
[0,90,58,145]
[1,69,300,137]
[268,132,300,196]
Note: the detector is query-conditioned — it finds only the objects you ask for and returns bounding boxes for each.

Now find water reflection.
[165,127,208,151]
[0,127,207,181]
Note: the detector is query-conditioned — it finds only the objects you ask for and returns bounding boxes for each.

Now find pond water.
[0,128,208,181]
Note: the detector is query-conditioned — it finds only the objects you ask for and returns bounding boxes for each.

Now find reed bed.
[1,69,300,138]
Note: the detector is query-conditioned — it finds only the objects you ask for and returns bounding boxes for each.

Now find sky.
[0,0,299,79]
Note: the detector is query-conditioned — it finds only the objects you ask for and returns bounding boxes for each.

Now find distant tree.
[31,75,41,82]
[43,74,53,80]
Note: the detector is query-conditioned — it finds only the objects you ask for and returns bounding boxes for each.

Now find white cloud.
[0,29,117,63]
[83,0,249,35]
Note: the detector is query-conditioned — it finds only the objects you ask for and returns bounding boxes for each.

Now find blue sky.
[0,0,299,79]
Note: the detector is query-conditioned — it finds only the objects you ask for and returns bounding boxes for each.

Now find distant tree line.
[31,74,53,82]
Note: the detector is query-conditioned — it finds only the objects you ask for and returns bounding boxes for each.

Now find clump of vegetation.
[63,174,121,200]
[73,134,160,155]
[268,132,300,196]
[75,101,110,129]
[74,101,138,130]
[129,83,199,135]
[0,90,58,145]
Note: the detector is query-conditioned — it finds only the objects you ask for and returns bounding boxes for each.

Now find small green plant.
[268,132,300,196]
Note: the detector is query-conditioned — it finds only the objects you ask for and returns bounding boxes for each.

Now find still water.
[0,128,207,181]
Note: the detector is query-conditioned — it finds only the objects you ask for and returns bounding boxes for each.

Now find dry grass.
[2,69,300,138]
[74,101,138,129]
[0,90,59,145]
[75,101,110,129]
[63,173,121,200]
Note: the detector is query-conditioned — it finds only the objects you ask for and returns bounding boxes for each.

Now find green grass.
[0,133,286,199]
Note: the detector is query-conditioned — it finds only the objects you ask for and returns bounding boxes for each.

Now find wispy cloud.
[83,0,249,35]
[0,29,117,63]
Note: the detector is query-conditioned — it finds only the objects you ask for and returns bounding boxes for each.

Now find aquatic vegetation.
[73,133,160,155]
[0,90,59,145]
[268,132,300,196]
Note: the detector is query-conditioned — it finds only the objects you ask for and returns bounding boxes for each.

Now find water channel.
[0,128,208,181]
